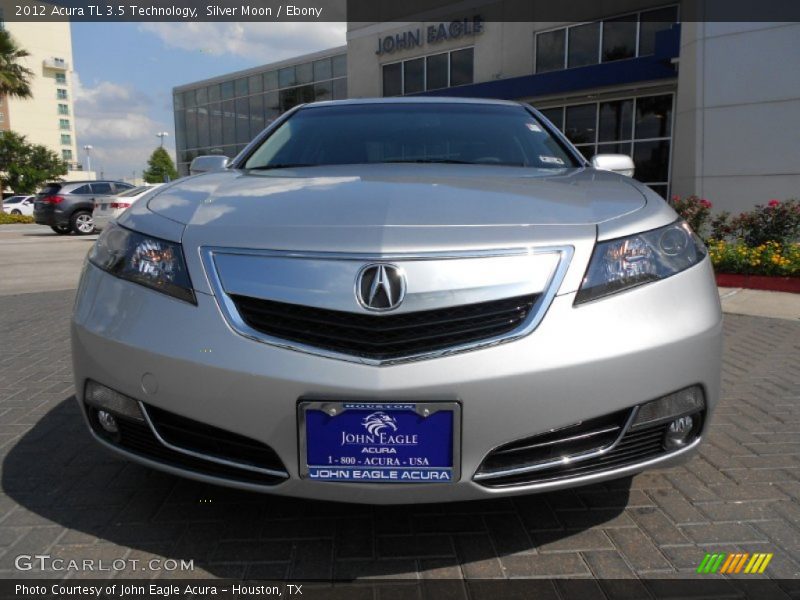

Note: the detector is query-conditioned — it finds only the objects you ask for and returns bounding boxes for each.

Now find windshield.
[243,103,579,170]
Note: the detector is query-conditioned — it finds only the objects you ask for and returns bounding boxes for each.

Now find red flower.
[768,199,781,207]
[699,199,712,209]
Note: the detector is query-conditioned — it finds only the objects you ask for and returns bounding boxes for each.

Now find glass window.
[60,134,71,145]
[222,100,236,145]
[648,184,668,198]
[197,106,210,147]
[264,70,278,91]
[296,62,313,85]
[599,99,633,142]
[568,22,600,68]
[382,62,402,97]
[575,145,595,160]
[59,118,70,130]
[235,78,248,97]
[208,84,221,102]
[597,142,631,156]
[536,29,566,73]
[639,7,679,55]
[185,108,198,148]
[58,104,69,115]
[56,88,68,99]
[297,84,315,104]
[633,139,670,182]
[71,185,92,194]
[602,16,637,62]
[426,53,448,91]
[278,66,296,88]
[635,95,672,139]
[184,90,196,108]
[235,98,250,144]
[332,54,347,78]
[55,73,66,84]
[243,103,579,170]
[332,78,347,100]
[264,91,280,120]
[314,81,332,102]
[91,182,113,194]
[248,74,263,94]
[539,107,564,130]
[279,88,298,112]
[195,86,208,105]
[565,104,596,144]
[221,81,234,100]
[403,58,424,94]
[62,149,73,161]
[249,94,264,138]
[175,110,186,148]
[449,48,474,87]
[173,93,183,110]
[209,103,222,145]
[313,58,332,81]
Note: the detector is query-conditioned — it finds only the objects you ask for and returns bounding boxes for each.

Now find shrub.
[670,195,713,238]
[0,212,34,224]
[708,240,800,277]
[727,199,800,246]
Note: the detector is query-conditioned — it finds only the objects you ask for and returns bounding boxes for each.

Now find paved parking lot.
[0,231,798,594]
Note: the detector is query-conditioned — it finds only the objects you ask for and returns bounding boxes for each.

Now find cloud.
[138,22,346,60]
[73,73,174,180]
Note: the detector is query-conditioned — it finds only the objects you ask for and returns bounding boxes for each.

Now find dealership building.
[173,2,800,212]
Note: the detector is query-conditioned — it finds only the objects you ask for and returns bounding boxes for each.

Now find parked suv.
[34,180,135,235]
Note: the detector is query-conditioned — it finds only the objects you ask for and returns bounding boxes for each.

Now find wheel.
[50,225,71,235]
[10,209,21,215]
[70,211,95,235]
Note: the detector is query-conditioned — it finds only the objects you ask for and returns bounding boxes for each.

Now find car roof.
[298,97,526,109]
[43,180,130,187]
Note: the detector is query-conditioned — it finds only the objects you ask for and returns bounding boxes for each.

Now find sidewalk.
[719,287,800,321]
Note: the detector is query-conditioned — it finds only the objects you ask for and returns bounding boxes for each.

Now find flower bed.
[0,213,34,224]
[671,196,799,291]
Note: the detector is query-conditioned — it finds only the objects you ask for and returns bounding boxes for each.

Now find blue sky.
[70,22,345,178]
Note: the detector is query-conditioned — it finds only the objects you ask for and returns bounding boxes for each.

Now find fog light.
[665,415,695,449]
[84,381,143,421]
[632,385,705,429]
[97,410,118,433]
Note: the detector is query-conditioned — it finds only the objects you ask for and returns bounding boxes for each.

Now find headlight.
[88,223,196,304]
[575,220,707,304]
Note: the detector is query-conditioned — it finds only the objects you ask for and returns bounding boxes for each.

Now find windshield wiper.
[383,159,474,165]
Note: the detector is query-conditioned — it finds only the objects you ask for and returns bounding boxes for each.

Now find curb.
[716,274,800,294]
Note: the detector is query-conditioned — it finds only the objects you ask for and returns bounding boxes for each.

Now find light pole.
[156,132,169,148]
[83,145,93,172]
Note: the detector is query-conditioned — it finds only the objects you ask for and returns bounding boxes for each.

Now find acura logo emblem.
[356,264,406,311]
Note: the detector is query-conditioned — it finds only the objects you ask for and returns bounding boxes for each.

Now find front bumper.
[71,259,722,503]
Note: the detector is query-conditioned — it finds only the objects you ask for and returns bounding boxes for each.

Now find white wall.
[672,22,800,213]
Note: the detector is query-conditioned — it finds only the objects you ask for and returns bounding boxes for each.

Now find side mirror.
[189,155,229,175]
[590,154,635,178]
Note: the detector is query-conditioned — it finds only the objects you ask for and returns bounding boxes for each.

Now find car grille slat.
[230,294,538,361]
[87,403,287,486]
[476,421,671,488]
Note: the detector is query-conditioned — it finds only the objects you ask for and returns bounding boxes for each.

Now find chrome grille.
[231,294,538,361]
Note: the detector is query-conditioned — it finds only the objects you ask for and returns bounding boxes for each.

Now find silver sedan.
[71,98,722,503]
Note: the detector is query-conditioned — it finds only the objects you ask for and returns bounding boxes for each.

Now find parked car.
[1,195,35,216]
[93,184,163,231]
[72,98,722,503]
[33,180,135,235]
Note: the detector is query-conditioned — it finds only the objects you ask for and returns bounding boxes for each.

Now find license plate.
[98,204,108,211]
[299,401,460,483]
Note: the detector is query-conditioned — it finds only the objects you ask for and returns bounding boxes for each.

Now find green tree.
[0,30,33,99]
[0,131,68,194]
[143,147,178,183]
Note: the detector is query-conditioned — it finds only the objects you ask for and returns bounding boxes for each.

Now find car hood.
[148,164,645,229]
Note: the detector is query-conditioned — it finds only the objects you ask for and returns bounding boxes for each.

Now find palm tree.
[0,29,33,99]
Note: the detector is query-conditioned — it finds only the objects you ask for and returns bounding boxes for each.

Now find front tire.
[51,225,71,235]
[71,211,95,235]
